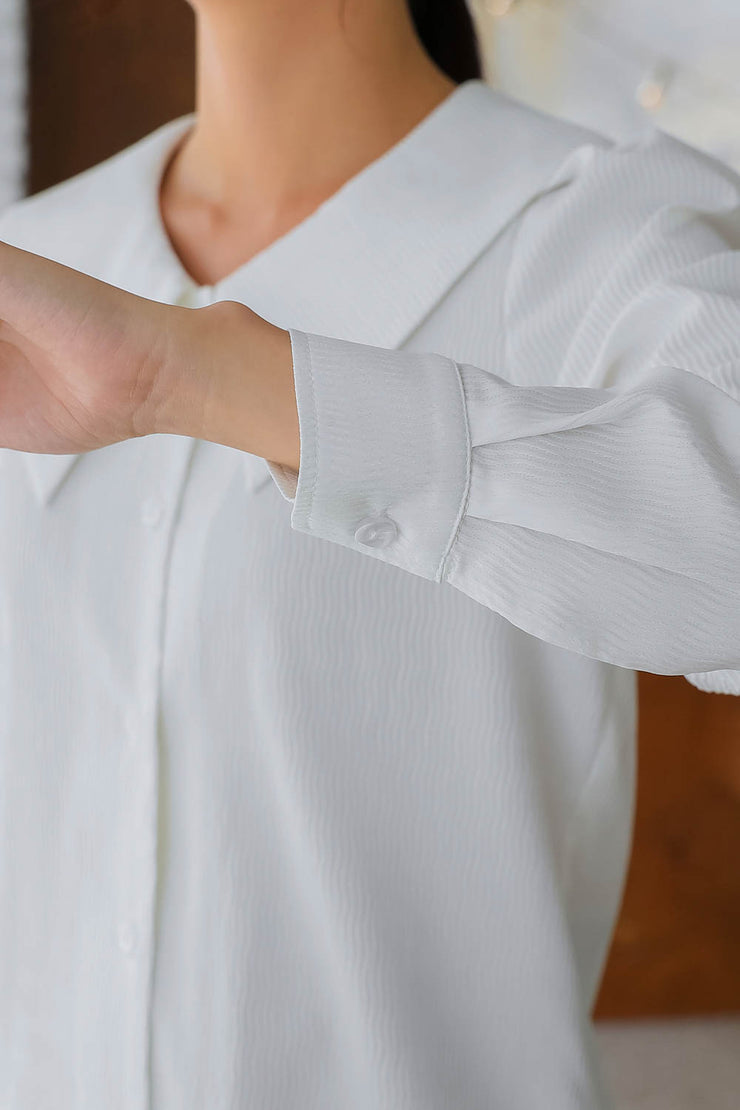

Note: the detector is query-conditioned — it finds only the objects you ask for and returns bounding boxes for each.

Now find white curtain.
[0,0,26,208]
[478,0,740,172]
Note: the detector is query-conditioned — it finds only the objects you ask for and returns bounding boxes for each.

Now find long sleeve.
[267,134,740,692]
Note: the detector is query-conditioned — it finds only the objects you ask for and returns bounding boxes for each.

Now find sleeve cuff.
[273,328,471,581]
[684,669,740,695]
[265,458,299,500]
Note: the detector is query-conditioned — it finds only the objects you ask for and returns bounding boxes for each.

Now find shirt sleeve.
[266,139,740,694]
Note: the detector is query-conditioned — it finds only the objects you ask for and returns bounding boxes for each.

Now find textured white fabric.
[485,0,740,170]
[0,0,26,207]
[275,134,740,693]
[0,79,736,1110]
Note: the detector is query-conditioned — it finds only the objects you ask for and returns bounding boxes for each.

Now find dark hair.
[408,0,482,84]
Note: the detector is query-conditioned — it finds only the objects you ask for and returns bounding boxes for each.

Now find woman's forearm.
[160,300,301,473]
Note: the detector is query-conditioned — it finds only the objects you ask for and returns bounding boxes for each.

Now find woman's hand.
[0,240,300,469]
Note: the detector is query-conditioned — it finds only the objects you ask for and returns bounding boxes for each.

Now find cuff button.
[354,514,398,549]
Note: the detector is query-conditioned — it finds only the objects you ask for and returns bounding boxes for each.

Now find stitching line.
[437,359,473,584]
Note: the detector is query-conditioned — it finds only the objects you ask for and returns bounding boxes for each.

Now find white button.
[140,498,164,528]
[354,514,398,549]
[636,78,665,112]
[117,920,138,956]
[635,64,673,113]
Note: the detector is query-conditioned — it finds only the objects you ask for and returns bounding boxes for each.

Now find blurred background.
[2,0,739,1105]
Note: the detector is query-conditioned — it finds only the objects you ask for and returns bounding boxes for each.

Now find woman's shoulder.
[502,126,740,387]
[525,124,740,257]
[0,116,192,271]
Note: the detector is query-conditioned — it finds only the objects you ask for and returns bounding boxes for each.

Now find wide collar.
[21,80,604,505]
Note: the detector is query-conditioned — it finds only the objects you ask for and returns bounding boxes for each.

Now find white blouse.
[0,79,738,1110]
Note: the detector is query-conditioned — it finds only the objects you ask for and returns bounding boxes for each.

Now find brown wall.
[596,673,740,1017]
[27,0,740,1018]
[28,0,194,194]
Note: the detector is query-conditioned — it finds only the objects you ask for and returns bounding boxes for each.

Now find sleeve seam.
[298,329,321,535]
[437,359,473,584]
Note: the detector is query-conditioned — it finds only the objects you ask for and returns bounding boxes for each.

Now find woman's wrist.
[151,300,300,472]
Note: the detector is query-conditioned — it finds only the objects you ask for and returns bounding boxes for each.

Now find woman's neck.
[159,0,456,286]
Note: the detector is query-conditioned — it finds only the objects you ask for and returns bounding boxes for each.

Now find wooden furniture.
[28,0,194,194]
[596,673,740,1016]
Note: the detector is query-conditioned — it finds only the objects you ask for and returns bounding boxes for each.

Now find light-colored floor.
[595,1019,740,1109]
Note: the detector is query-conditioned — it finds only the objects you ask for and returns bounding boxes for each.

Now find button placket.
[116,432,197,1110]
